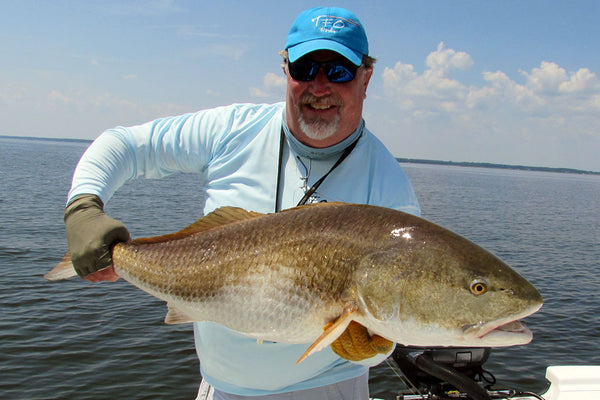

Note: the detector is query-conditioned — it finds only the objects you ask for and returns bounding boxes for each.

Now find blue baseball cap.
[285,7,369,66]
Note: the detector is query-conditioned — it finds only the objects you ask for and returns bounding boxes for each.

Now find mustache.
[299,94,342,107]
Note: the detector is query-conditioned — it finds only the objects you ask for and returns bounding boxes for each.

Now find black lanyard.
[275,128,358,211]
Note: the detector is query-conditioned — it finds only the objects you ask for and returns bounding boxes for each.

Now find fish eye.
[470,279,487,295]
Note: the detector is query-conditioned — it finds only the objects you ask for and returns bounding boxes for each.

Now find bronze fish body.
[47,202,543,360]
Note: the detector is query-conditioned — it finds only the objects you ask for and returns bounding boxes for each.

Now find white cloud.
[206,89,221,97]
[80,93,189,121]
[122,74,137,81]
[377,43,600,171]
[87,93,140,111]
[382,43,471,116]
[206,44,247,61]
[49,90,72,104]
[0,83,27,103]
[382,43,600,118]
[97,0,183,17]
[521,61,600,99]
[264,72,286,92]
[521,61,567,94]
[591,95,600,110]
[466,70,544,112]
[0,82,194,139]
[177,25,259,40]
[249,87,268,98]
[425,42,474,74]
[559,68,599,93]
[249,72,286,99]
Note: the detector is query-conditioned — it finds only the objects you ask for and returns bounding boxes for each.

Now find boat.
[369,346,600,400]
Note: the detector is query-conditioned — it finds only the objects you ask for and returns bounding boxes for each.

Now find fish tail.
[44,253,78,281]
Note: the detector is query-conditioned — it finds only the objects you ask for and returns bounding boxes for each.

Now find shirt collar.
[282,117,364,160]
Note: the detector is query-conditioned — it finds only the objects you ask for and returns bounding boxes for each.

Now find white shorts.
[195,373,369,400]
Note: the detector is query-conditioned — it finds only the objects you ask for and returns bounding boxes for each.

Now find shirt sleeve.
[67,104,271,204]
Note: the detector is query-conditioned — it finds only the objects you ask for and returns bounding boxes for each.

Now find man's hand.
[329,321,394,361]
[64,194,130,279]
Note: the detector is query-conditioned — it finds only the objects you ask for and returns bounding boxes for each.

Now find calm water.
[1,137,599,399]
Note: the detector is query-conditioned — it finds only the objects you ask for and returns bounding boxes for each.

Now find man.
[65,7,420,399]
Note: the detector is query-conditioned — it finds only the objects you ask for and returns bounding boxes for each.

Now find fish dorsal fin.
[132,207,264,245]
[280,201,346,214]
[181,207,264,233]
[296,303,359,364]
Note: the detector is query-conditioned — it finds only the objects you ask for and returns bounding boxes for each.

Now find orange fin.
[132,207,265,245]
[44,253,78,281]
[296,304,359,364]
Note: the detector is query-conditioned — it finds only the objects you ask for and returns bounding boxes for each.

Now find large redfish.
[46,202,543,362]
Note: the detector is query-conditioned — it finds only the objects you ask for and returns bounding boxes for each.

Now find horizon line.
[2,134,598,175]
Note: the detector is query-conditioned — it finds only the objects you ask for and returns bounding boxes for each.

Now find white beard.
[296,94,342,140]
[298,113,340,140]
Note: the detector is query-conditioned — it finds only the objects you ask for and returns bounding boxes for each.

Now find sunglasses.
[288,59,359,83]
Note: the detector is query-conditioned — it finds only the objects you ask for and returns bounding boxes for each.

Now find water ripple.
[2,141,599,399]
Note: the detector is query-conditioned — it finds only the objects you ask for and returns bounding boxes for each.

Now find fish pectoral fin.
[296,304,359,364]
[164,303,195,324]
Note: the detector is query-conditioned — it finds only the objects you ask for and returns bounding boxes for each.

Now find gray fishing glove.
[64,194,130,277]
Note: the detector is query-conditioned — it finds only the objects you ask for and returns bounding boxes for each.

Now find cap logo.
[312,15,359,34]
[285,7,368,65]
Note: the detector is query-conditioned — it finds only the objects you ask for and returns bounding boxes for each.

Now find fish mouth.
[462,319,532,346]
[461,303,542,346]
[465,319,530,337]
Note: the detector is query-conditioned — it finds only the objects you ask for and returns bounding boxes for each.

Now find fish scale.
[46,202,543,361]
[115,230,353,341]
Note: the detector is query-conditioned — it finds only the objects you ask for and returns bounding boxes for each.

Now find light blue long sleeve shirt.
[68,102,420,395]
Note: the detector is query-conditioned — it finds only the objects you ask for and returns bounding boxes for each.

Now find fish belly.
[116,261,349,344]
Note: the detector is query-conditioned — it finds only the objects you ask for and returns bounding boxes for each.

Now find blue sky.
[2,0,599,171]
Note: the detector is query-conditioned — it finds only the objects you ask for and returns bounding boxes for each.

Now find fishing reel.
[392,346,494,400]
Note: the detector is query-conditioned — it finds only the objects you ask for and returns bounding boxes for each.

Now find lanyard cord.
[275,127,359,211]
[275,128,286,212]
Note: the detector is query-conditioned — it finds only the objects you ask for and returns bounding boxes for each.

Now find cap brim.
[287,39,363,66]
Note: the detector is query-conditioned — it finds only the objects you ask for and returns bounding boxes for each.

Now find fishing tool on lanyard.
[275,128,359,211]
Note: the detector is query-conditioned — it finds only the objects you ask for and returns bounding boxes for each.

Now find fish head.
[354,218,543,348]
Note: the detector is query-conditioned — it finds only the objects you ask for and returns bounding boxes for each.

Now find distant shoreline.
[1,135,93,145]
[2,135,598,176]
[396,157,600,176]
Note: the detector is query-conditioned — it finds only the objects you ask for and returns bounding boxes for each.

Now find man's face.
[285,50,373,148]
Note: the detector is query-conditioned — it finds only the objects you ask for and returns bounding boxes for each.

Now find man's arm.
[65,113,212,279]
[63,104,280,279]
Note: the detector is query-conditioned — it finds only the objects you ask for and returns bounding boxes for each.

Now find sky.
[2,0,599,172]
